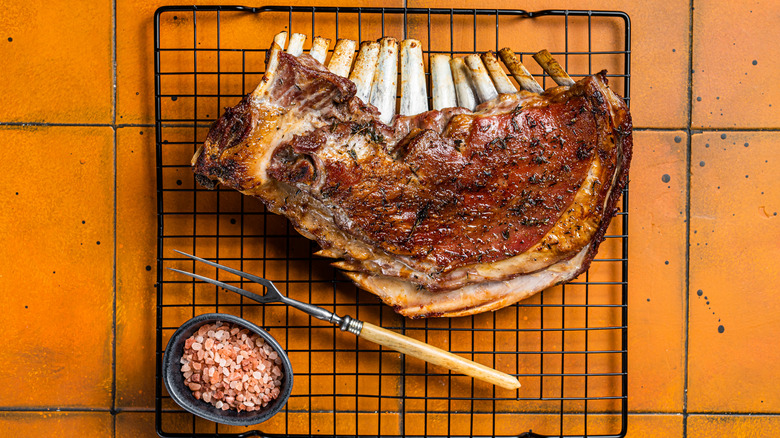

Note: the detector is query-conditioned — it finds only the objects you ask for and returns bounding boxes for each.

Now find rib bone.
[273,31,287,50]
[399,39,429,116]
[369,37,399,125]
[498,48,544,93]
[349,41,380,103]
[450,57,477,111]
[430,54,457,110]
[533,49,575,86]
[464,54,498,103]
[286,33,306,57]
[481,51,516,94]
[328,39,357,77]
[309,36,331,64]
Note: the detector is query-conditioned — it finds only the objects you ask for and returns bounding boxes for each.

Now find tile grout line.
[683,1,695,437]
[3,407,780,416]
[0,122,156,127]
[111,0,118,434]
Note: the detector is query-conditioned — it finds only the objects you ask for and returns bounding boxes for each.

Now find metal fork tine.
[173,249,279,292]
[167,267,274,303]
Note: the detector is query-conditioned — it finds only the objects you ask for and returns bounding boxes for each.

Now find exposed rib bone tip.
[286,33,306,57]
[349,41,381,103]
[449,57,478,111]
[309,36,331,64]
[399,39,429,116]
[533,49,575,87]
[430,54,457,110]
[498,48,544,94]
[369,37,399,124]
[273,31,287,50]
[464,54,498,103]
[481,51,517,94]
[328,39,357,77]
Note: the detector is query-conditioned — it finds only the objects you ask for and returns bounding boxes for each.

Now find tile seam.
[683,0,695,437]
[111,0,118,435]
[3,408,779,416]
[0,123,155,127]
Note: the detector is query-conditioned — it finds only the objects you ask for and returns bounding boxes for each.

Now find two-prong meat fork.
[170,250,521,390]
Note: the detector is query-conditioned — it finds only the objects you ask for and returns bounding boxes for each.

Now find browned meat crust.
[192,45,632,317]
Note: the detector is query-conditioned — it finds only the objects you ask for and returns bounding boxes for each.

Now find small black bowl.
[162,313,293,426]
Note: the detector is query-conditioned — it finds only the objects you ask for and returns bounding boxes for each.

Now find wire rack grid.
[154,5,630,438]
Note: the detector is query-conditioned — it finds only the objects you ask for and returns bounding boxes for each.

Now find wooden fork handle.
[358,322,521,390]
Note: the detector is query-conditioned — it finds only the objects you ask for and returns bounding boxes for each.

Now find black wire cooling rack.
[154,6,630,438]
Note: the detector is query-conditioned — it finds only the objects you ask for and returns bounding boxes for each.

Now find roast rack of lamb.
[192,32,632,318]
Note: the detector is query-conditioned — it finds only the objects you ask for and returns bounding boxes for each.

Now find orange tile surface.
[116,127,158,408]
[116,412,157,438]
[692,0,780,128]
[0,2,113,124]
[688,131,780,413]
[2,0,778,436]
[0,412,113,437]
[627,131,687,412]
[688,415,780,437]
[0,126,115,408]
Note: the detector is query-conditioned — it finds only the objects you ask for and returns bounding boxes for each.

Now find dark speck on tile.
[745,175,749,178]
[7,37,12,42]
[97,241,101,245]
[699,161,705,167]
[665,261,669,265]
[672,49,676,52]
[662,174,671,183]
[720,133,727,139]
[171,96,178,101]
[697,290,703,296]
[230,218,237,224]
[139,131,143,135]
[718,325,725,333]
[696,96,702,102]
[674,136,682,143]
[82,220,85,224]
[146,265,152,271]
[647,298,651,302]
[705,143,710,148]
[176,180,182,186]
[752,60,757,65]
[744,142,749,147]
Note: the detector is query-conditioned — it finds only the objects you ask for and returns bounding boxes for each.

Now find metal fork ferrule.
[339,315,363,336]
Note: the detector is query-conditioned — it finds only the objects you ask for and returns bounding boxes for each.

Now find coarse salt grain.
[181,321,284,413]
